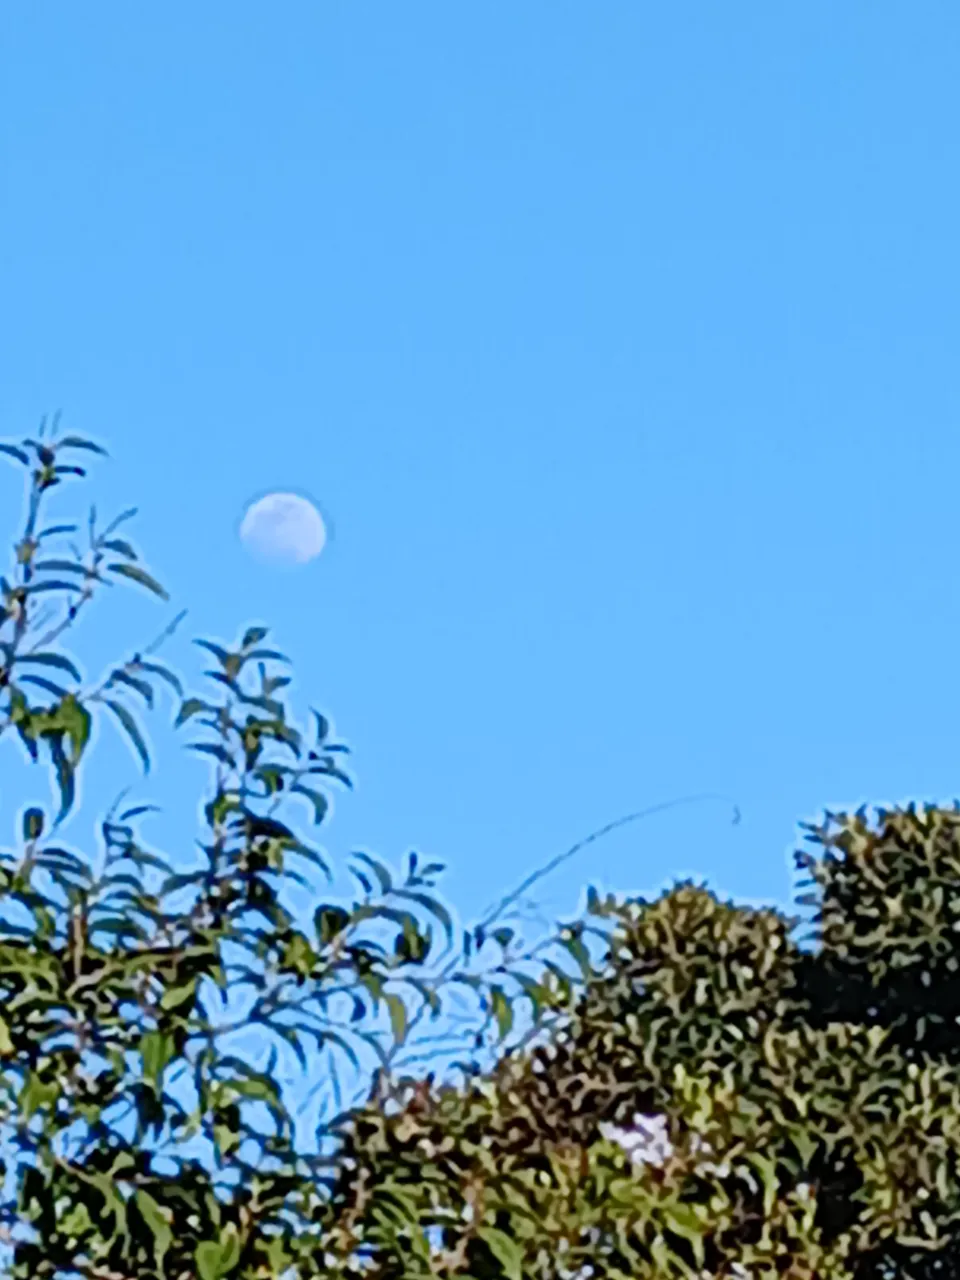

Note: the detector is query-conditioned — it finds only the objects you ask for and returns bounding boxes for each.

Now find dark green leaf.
[57,434,108,455]
[32,558,87,575]
[108,669,154,707]
[102,506,137,535]
[16,651,82,681]
[22,808,44,842]
[47,734,75,823]
[108,561,169,599]
[291,782,328,825]
[174,697,208,727]
[352,851,393,894]
[0,442,29,465]
[104,698,151,773]
[24,579,82,595]
[18,674,69,698]
[136,659,182,696]
[101,537,137,559]
[242,625,269,648]
[478,1227,523,1280]
[194,639,231,666]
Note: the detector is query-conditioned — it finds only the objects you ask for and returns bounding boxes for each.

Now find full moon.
[239,492,327,566]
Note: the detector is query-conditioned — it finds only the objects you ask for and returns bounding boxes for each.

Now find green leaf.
[490,985,514,1040]
[18,674,69,698]
[16,651,82,681]
[194,639,231,666]
[102,506,137,535]
[175,696,208,727]
[108,561,169,599]
[242,625,269,648]
[196,1231,242,1280]
[24,579,83,595]
[477,1226,524,1280]
[393,888,455,948]
[137,659,183,696]
[101,536,137,558]
[58,434,108,455]
[352,851,393,895]
[108,669,154,707]
[0,442,29,465]
[160,979,196,1012]
[32,558,88,575]
[140,1030,174,1089]
[47,734,76,822]
[104,698,151,773]
[385,991,408,1044]
[135,1190,173,1271]
[291,782,328,825]
[22,808,44,842]
[56,693,92,764]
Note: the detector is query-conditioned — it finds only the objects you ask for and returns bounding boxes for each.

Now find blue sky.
[4,3,960,971]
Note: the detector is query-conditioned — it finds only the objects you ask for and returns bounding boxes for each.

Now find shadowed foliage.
[320,807,960,1279]
[0,421,582,1278]
[8,420,959,1279]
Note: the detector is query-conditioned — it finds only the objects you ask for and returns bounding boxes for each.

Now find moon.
[239,492,327,566]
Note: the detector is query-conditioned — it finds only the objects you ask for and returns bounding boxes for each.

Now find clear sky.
[4,5,960,960]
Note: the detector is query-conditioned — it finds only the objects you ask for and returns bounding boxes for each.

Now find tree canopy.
[323,807,960,1278]
[4,421,959,1279]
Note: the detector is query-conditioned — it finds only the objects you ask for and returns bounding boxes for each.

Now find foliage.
[0,420,580,1278]
[321,806,960,1278]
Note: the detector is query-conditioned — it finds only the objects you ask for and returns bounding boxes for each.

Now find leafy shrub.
[323,808,960,1278]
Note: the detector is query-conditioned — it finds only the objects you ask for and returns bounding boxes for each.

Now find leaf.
[33,558,88,574]
[140,1030,175,1089]
[24,579,83,595]
[104,698,151,773]
[102,506,137,536]
[57,434,108,455]
[477,1226,523,1280]
[47,734,75,823]
[352,851,393,895]
[16,651,82,681]
[189,742,235,766]
[18,674,69,698]
[108,561,169,599]
[242,625,269,648]
[245,647,289,662]
[55,693,91,764]
[0,442,29,466]
[119,803,160,822]
[385,991,408,1044]
[135,1190,173,1271]
[490,985,514,1040]
[101,537,137,559]
[196,1232,242,1280]
[174,697,210,728]
[37,523,77,539]
[194,639,231,666]
[137,659,182,696]
[291,782,328,825]
[22,808,44,842]
[392,889,455,948]
[109,669,154,707]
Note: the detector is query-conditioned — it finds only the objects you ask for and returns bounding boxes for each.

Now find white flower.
[598,1113,675,1167]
